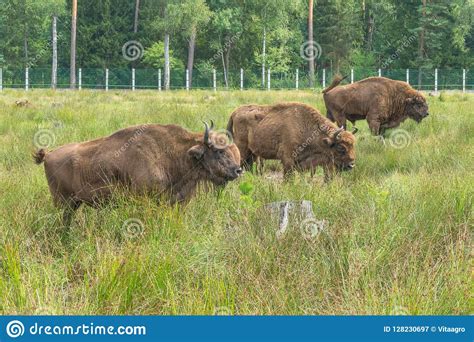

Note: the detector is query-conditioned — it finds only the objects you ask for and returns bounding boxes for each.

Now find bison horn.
[333,128,344,141]
[203,121,210,144]
[352,127,358,134]
[210,120,215,131]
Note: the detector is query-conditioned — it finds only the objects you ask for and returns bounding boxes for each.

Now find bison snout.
[227,166,243,180]
[343,162,355,171]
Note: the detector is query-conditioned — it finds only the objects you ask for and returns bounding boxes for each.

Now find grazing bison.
[323,76,429,135]
[34,122,242,225]
[229,102,356,180]
[226,104,268,170]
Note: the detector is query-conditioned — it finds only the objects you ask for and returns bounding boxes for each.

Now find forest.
[0,0,473,88]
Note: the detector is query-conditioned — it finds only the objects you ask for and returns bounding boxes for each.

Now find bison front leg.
[331,111,347,129]
[323,164,336,183]
[368,119,382,136]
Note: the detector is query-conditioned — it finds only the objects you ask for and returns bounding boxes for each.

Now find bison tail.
[322,74,348,94]
[33,149,46,164]
[226,113,234,135]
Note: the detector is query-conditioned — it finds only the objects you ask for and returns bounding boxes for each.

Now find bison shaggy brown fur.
[34,123,242,225]
[226,104,268,170]
[227,102,356,180]
[323,76,429,135]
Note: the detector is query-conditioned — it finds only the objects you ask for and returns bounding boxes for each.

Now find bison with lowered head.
[323,76,429,135]
[34,122,242,225]
[227,102,356,180]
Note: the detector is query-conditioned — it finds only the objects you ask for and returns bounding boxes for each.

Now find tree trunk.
[187,27,196,88]
[224,43,231,89]
[364,1,374,51]
[417,0,426,90]
[134,0,140,33]
[262,26,266,88]
[221,47,228,89]
[308,0,315,87]
[51,16,58,89]
[70,0,77,89]
[164,33,170,90]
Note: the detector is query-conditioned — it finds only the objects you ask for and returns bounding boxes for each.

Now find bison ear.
[188,145,205,160]
[323,137,334,147]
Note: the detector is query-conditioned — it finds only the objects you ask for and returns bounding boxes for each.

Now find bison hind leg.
[60,199,82,228]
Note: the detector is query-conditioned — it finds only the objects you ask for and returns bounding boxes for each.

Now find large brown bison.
[323,76,429,135]
[34,122,242,225]
[226,104,268,170]
[227,102,356,180]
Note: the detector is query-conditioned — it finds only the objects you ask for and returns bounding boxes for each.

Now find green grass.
[0,89,472,315]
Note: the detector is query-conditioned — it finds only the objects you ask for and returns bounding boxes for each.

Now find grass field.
[0,89,472,315]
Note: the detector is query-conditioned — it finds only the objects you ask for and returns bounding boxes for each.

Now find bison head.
[406,95,429,123]
[188,121,242,185]
[323,127,356,172]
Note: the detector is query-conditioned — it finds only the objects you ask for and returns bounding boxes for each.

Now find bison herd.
[33,76,429,225]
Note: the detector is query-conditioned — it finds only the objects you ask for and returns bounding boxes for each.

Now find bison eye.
[336,145,346,153]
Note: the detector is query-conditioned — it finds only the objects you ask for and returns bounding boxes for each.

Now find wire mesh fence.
[0,67,471,91]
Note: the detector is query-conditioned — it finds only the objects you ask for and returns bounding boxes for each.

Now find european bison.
[323,76,429,135]
[226,104,267,170]
[228,102,356,180]
[34,122,242,225]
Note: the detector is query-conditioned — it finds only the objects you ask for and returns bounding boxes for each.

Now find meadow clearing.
[0,89,472,315]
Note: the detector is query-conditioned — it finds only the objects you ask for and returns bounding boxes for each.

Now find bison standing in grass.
[323,76,429,135]
[34,122,242,225]
[227,102,356,180]
[226,104,268,170]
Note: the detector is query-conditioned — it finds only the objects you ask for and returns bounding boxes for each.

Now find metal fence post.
[351,68,354,84]
[105,68,109,91]
[323,68,326,88]
[213,69,216,91]
[295,69,299,90]
[132,68,136,91]
[434,68,438,93]
[0,68,2,91]
[267,69,271,90]
[78,68,82,90]
[240,68,243,91]
[158,69,162,91]
[406,69,409,84]
[186,69,189,90]
[462,69,466,93]
[378,68,381,77]
[25,67,29,91]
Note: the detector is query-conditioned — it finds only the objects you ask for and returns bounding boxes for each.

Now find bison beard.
[227,102,356,180]
[34,122,242,226]
[323,76,429,135]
